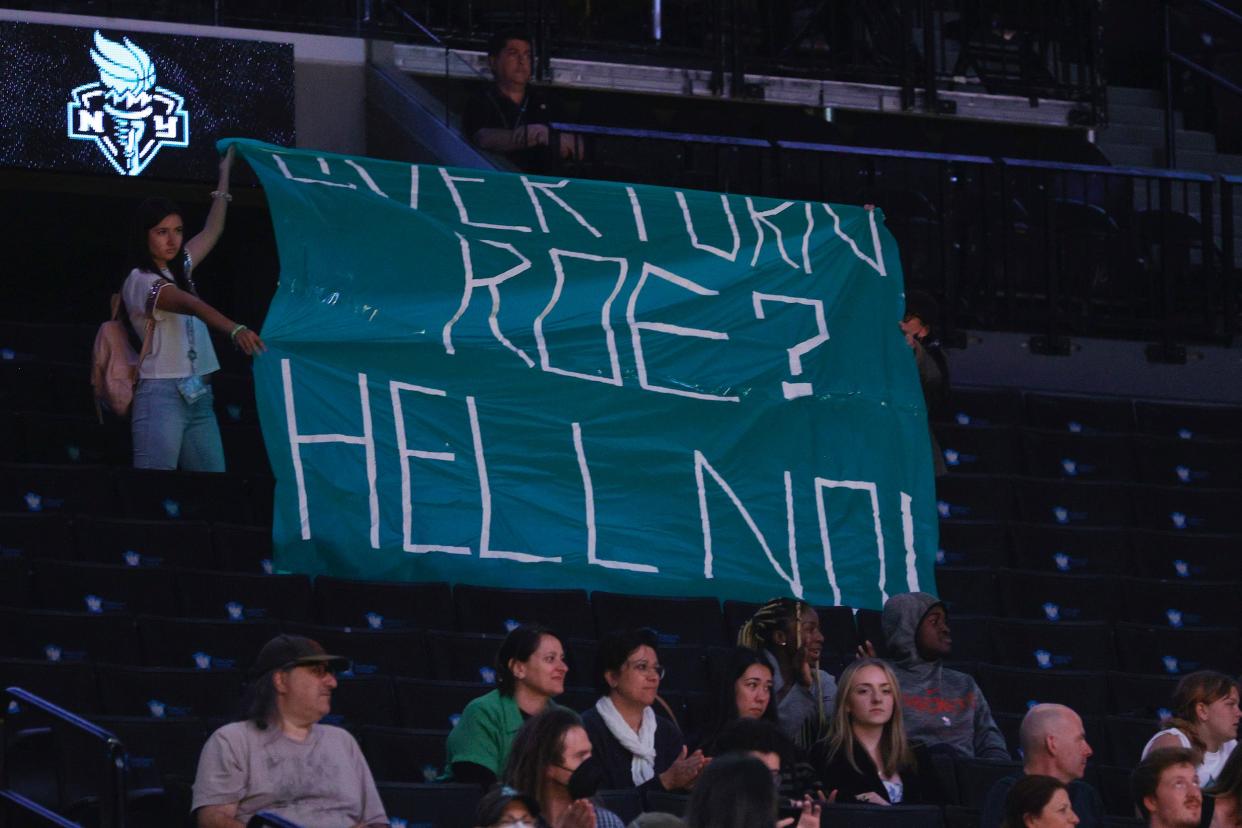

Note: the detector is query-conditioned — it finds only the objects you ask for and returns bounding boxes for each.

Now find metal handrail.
[3,687,127,828]
[1162,0,1242,169]
[0,791,81,828]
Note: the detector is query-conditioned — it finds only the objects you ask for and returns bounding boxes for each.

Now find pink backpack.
[91,292,153,420]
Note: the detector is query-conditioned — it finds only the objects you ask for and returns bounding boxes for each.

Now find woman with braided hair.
[739,598,837,753]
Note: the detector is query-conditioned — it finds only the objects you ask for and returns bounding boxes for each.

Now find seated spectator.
[446,623,568,785]
[811,657,921,805]
[503,707,625,828]
[877,592,1009,759]
[190,634,387,827]
[715,716,824,804]
[474,784,540,828]
[1002,774,1081,828]
[1142,671,1240,788]
[684,752,821,828]
[738,598,837,752]
[1205,746,1242,828]
[696,646,778,753]
[981,704,1104,828]
[580,628,707,792]
[1133,747,1204,828]
[462,29,580,165]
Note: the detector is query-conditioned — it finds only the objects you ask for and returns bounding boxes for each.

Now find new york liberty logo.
[66,31,189,176]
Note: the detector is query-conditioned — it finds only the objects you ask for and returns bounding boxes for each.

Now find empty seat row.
[937,425,1242,488]
[936,386,1242,440]
[938,520,1241,579]
[936,474,1237,532]
[0,464,273,524]
[935,567,1242,627]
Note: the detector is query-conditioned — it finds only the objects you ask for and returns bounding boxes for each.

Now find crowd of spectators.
[186,592,1240,827]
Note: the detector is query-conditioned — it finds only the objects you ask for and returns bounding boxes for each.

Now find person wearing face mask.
[812,658,921,805]
[1002,775,1081,828]
[474,784,541,828]
[503,707,625,828]
[1142,672,1240,789]
[446,624,569,786]
[696,646,779,754]
[874,592,1008,759]
[580,628,707,793]
[738,598,837,753]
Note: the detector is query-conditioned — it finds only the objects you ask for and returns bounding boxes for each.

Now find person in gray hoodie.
[880,592,1009,760]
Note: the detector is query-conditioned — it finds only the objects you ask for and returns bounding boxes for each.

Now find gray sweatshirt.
[882,592,1010,760]
[763,650,837,753]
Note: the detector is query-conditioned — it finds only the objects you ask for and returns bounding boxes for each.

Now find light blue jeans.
[131,378,226,472]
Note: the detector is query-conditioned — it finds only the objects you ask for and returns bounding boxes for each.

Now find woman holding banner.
[120,145,265,471]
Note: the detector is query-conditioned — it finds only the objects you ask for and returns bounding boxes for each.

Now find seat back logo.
[66,30,189,176]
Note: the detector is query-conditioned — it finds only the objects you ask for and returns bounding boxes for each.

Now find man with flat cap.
[191,635,388,827]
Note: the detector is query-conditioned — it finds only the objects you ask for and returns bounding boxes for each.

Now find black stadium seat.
[942,614,993,662]
[358,725,449,784]
[1102,716,1160,769]
[1118,578,1241,628]
[954,758,1022,809]
[998,571,1116,622]
[376,782,481,828]
[74,516,216,569]
[18,413,129,467]
[31,559,180,616]
[1133,400,1242,441]
[454,584,590,636]
[1008,525,1129,574]
[933,387,1023,428]
[0,512,76,562]
[174,570,312,622]
[936,521,1010,568]
[114,468,251,523]
[824,803,946,828]
[320,675,398,729]
[1023,393,1135,434]
[1129,531,1242,581]
[313,577,454,631]
[211,522,274,573]
[93,715,210,791]
[95,664,243,720]
[137,616,279,671]
[1012,479,1133,528]
[0,607,139,664]
[0,463,116,516]
[976,664,1109,716]
[1112,622,1240,676]
[1135,437,1242,489]
[1019,431,1137,482]
[936,476,1015,522]
[934,567,1000,617]
[936,425,1020,475]
[425,630,506,685]
[1106,671,1179,719]
[988,619,1116,671]
[393,679,489,731]
[592,591,726,647]
[0,658,100,714]
[1131,485,1238,534]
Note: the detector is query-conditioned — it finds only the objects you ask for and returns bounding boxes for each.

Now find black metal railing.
[1162,0,1242,168]
[542,122,1239,350]
[16,0,1106,121]
[2,687,127,828]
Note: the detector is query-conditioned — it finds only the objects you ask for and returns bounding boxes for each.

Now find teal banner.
[234,138,938,610]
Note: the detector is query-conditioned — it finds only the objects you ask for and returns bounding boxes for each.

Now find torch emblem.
[66,30,189,176]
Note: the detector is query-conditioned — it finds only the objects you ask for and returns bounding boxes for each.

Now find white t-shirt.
[121,266,219,380]
[191,720,388,827]
[1141,727,1237,787]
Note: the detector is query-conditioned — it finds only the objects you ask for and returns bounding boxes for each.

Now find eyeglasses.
[625,660,666,679]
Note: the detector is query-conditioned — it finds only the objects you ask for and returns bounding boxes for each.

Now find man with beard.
[191,635,387,827]
[1133,747,1204,828]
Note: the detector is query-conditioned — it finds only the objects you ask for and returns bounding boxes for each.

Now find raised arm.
[185,146,235,267]
[154,282,265,356]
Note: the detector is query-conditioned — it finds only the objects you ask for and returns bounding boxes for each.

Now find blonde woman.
[811,658,920,805]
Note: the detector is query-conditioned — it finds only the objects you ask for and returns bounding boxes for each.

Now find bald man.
[980,704,1105,828]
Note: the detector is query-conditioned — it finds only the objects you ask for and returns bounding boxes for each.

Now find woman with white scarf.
[580,628,708,793]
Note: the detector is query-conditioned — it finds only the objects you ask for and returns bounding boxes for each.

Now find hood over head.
[881,591,945,667]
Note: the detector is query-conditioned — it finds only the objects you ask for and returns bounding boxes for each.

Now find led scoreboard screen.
[0,20,294,181]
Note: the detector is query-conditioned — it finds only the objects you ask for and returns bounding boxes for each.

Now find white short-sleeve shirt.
[121,266,219,380]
